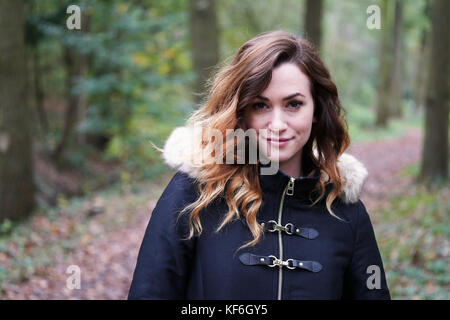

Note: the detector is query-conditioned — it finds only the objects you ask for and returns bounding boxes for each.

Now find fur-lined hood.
[160,126,368,204]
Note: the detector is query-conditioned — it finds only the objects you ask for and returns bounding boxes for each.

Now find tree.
[375,0,394,128]
[189,0,219,104]
[0,0,35,223]
[376,0,407,125]
[54,9,90,161]
[412,0,431,112]
[389,0,404,118]
[419,0,449,183]
[304,0,323,51]
[25,0,49,133]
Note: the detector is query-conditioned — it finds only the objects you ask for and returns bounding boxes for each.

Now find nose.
[268,109,287,136]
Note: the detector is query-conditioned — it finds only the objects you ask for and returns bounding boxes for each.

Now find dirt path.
[1,128,423,299]
[349,128,422,213]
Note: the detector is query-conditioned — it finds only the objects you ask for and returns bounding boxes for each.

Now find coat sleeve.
[127,172,197,299]
[341,200,391,300]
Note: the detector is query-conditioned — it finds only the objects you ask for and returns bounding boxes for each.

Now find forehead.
[260,62,311,98]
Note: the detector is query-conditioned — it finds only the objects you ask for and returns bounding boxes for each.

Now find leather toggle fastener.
[261,220,319,239]
[239,253,323,273]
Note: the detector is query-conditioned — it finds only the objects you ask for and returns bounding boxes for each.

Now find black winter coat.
[128,127,391,300]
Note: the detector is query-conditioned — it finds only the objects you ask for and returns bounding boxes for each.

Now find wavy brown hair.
[178,30,350,250]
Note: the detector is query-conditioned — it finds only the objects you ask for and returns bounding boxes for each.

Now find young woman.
[128,30,391,300]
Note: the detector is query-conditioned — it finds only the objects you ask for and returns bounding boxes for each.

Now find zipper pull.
[286,177,295,196]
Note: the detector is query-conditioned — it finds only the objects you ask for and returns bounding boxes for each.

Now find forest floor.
[1,127,448,299]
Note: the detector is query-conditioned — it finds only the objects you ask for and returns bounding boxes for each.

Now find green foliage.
[376,180,449,299]
[218,0,304,58]
[29,0,195,180]
[73,1,192,139]
[0,219,13,235]
[347,103,422,143]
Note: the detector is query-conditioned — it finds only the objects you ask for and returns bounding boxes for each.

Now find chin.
[263,151,293,164]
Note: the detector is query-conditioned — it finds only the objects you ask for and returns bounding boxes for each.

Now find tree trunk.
[375,0,394,128]
[304,0,323,51]
[189,0,219,104]
[0,0,35,223]
[53,46,85,161]
[413,0,431,112]
[53,12,90,161]
[419,0,449,183]
[413,27,430,111]
[389,0,403,118]
[33,48,48,133]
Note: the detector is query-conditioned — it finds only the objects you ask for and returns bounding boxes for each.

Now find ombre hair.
[178,30,350,250]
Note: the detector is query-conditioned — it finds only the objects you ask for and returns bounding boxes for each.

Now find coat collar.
[258,161,324,202]
[161,126,368,204]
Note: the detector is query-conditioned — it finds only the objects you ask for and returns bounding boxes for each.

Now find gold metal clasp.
[286,177,295,196]
[268,255,296,269]
[266,220,294,235]
[275,224,289,233]
[266,220,278,232]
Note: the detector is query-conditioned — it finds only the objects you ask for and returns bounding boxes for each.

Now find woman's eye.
[252,102,268,111]
[288,100,303,108]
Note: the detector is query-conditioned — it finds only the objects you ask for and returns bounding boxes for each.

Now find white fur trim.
[336,153,368,204]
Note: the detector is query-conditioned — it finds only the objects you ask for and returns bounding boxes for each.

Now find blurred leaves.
[30,0,193,179]
[376,179,449,299]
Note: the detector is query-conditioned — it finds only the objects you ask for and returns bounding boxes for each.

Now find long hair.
[178,30,350,250]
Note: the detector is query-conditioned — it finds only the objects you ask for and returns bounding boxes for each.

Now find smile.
[266,138,291,147]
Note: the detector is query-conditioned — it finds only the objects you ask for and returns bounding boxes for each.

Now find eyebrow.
[256,92,305,101]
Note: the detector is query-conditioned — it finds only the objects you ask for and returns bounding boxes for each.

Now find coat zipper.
[277,176,295,300]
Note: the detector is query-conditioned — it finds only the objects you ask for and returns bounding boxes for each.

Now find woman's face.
[243,62,316,175]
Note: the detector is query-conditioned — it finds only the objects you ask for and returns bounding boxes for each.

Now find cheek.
[243,111,263,130]
[291,114,314,135]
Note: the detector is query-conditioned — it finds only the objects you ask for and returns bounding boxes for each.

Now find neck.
[279,151,303,178]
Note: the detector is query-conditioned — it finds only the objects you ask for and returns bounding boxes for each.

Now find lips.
[266,138,291,142]
[264,137,292,147]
